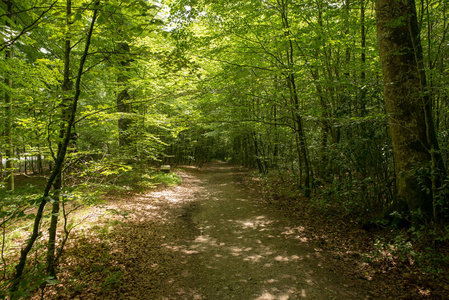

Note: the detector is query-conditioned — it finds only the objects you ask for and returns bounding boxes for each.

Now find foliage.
[148,171,182,187]
[1,0,449,296]
[363,234,416,268]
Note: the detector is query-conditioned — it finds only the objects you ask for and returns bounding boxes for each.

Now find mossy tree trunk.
[375,0,446,219]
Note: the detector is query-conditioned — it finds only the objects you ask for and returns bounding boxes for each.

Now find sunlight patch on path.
[108,164,377,300]
[158,164,374,299]
[256,289,300,300]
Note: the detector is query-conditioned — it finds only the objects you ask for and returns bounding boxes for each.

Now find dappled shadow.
[155,163,374,299]
[43,169,205,299]
[47,163,375,299]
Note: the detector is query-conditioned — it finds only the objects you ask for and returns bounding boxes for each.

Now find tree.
[116,42,133,150]
[12,0,101,292]
[4,0,14,192]
[46,0,73,279]
[375,0,447,220]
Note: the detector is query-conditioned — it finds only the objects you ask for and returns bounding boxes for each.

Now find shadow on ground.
[44,163,384,300]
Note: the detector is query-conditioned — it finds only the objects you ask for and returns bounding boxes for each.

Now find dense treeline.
[174,0,449,221]
[0,0,448,297]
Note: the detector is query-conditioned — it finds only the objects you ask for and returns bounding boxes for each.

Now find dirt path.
[154,163,376,300]
[52,163,383,299]
[132,163,380,299]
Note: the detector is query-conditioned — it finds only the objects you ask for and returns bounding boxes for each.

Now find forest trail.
[120,163,378,300]
[52,163,382,299]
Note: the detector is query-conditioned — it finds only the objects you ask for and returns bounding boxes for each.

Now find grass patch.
[149,172,182,186]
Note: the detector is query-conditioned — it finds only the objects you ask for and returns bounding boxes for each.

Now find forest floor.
[40,163,446,299]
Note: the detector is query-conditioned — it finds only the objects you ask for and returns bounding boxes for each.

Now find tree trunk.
[23,146,27,175]
[279,0,311,196]
[117,42,133,150]
[252,131,266,174]
[360,0,367,116]
[37,144,43,174]
[46,0,73,279]
[5,0,14,192]
[375,0,446,218]
[0,150,3,178]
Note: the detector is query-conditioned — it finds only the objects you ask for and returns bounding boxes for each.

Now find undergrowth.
[0,158,181,299]
[255,169,449,297]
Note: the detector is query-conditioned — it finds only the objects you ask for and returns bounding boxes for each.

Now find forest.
[1,0,449,298]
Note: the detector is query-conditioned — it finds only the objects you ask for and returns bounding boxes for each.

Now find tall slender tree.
[46,0,73,279]
[12,0,101,292]
[4,0,14,192]
[117,41,133,150]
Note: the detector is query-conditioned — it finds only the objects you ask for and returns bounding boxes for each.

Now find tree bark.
[117,42,133,150]
[375,0,446,218]
[5,0,14,192]
[360,0,367,116]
